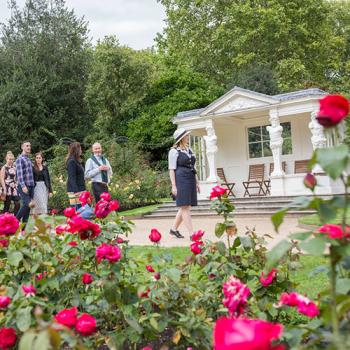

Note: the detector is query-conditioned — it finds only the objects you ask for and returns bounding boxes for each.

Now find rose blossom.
[213,317,284,350]
[303,172,316,190]
[141,347,152,350]
[109,199,119,211]
[82,273,93,285]
[139,288,151,298]
[51,209,58,215]
[222,276,250,317]
[0,240,9,248]
[116,237,125,244]
[36,272,47,281]
[79,191,93,206]
[100,192,111,202]
[22,284,36,297]
[260,269,278,287]
[0,327,17,350]
[277,292,319,318]
[55,225,67,235]
[0,213,19,236]
[0,296,11,309]
[146,265,155,273]
[96,243,122,263]
[149,229,161,243]
[75,313,97,336]
[63,207,76,218]
[54,307,78,328]
[67,216,101,240]
[318,224,350,239]
[153,272,161,281]
[67,241,78,246]
[190,241,203,255]
[191,229,204,242]
[317,94,349,127]
[209,185,227,200]
[94,200,110,218]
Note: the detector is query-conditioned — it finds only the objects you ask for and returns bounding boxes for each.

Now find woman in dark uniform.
[168,128,200,238]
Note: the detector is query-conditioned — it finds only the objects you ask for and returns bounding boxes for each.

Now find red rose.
[79,191,93,206]
[209,186,227,200]
[0,240,9,248]
[141,347,153,350]
[55,225,67,235]
[63,207,76,218]
[100,192,111,201]
[55,307,78,328]
[149,229,161,243]
[0,213,19,236]
[95,243,122,263]
[116,237,125,244]
[146,265,155,273]
[75,313,97,336]
[36,272,47,281]
[153,272,161,281]
[0,327,17,350]
[0,296,11,309]
[94,200,110,218]
[51,209,58,215]
[22,284,36,297]
[318,224,350,239]
[67,216,101,240]
[191,229,204,242]
[303,173,316,190]
[190,241,203,255]
[317,94,349,127]
[259,269,278,287]
[67,241,78,246]
[214,317,283,350]
[82,273,93,285]
[139,288,151,298]
[109,200,119,211]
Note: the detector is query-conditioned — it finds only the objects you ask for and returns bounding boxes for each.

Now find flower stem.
[330,246,341,346]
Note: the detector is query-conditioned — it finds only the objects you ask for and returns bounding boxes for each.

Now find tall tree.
[157,0,349,92]
[0,0,92,157]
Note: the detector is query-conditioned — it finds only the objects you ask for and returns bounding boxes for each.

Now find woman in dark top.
[168,128,200,239]
[0,151,20,214]
[32,152,52,215]
[66,142,85,208]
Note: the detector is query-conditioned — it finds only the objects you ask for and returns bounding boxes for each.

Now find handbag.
[67,192,81,206]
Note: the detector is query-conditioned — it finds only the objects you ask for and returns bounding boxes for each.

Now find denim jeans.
[16,185,34,224]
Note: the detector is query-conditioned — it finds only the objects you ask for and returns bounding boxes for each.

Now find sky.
[0,0,166,49]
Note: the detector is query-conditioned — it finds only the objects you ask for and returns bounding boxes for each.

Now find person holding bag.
[85,142,112,202]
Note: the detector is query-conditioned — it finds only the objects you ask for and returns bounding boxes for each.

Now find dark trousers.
[2,196,20,215]
[92,182,109,202]
[16,186,34,224]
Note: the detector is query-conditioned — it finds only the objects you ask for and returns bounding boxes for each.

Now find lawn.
[129,246,328,299]
[299,210,350,226]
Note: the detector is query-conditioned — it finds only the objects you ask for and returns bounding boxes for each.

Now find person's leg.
[181,206,194,236]
[171,208,183,231]
[16,187,31,223]
[2,196,11,213]
[92,182,108,202]
[13,197,20,216]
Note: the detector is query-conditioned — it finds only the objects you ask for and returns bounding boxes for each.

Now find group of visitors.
[0,140,112,231]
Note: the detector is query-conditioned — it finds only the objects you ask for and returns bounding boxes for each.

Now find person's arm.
[0,167,6,198]
[84,158,100,179]
[169,169,177,197]
[106,158,113,178]
[67,159,79,193]
[45,166,53,194]
[16,158,27,192]
[168,149,178,196]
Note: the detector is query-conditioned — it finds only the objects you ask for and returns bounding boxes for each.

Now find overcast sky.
[0,0,166,49]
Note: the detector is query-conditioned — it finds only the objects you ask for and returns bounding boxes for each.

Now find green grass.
[299,211,350,226]
[119,204,161,217]
[129,246,328,298]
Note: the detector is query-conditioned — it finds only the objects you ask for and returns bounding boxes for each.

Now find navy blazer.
[66,157,86,193]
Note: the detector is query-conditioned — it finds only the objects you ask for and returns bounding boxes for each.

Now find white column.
[267,109,284,176]
[203,124,219,182]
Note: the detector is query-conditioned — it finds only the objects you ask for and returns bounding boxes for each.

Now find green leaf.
[336,278,350,294]
[7,250,24,267]
[316,145,349,179]
[33,330,50,350]
[266,240,292,270]
[271,209,287,232]
[216,241,227,255]
[215,223,226,238]
[19,331,37,350]
[240,236,253,249]
[167,268,181,283]
[289,231,312,241]
[16,307,33,332]
[150,317,159,331]
[124,315,143,334]
[318,202,337,223]
[300,237,326,256]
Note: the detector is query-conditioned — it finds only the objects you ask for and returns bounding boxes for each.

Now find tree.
[84,36,155,140]
[0,0,92,157]
[157,0,349,92]
[127,65,224,165]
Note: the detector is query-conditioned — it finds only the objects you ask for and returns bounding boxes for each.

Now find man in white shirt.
[85,143,113,202]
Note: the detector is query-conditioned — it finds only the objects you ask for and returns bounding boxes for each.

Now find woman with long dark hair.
[31,152,52,215]
[66,142,86,208]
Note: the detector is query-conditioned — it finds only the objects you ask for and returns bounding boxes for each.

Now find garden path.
[126,217,307,248]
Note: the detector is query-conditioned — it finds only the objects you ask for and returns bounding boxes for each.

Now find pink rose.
[0,296,11,309]
[82,273,93,285]
[55,225,67,235]
[79,191,93,206]
[259,269,278,287]
[191,229,204,242]
[213,317,283,350]
[75,313,97,336]
[22,284,36,297]
[149,229,161,243]
[0,213,19,236]
[116,237,125,244]
[96,243,122,263]
[36,272,47,281]
[0,327,17,350]
[146,265,155,273]
[277,292,319,318]
[190,241,203,255]
[109,200,119,211]
[63,207,76,218]
[94,200,111,218]
[317,94,350,127]
[100,192,111,201]
[0,239,9,248]
[209,186,227,200]
[55,307,78,328]
[318,224,350,239]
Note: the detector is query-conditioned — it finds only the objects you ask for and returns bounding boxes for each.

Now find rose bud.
[0,296,11,309]
[82,273,93,285]
[149,229,162,243]
[153,272,161,281]
[146,265,155,273]
[22,284,36,297]
[304,172,317,190]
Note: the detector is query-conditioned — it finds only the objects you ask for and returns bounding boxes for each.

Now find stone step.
[159,202,296,210]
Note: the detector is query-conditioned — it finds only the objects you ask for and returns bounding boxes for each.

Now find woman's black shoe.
[169,229,184,238]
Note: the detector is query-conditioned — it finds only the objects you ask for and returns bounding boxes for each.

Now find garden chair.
[242,164,266,197]
[294,160,310,174]
[217,168,235,197]
[264,161,287,195]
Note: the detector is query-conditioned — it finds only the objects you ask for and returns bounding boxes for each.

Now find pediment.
[200,87,278,116]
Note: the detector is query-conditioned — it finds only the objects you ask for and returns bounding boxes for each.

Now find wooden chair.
[294,160,310,174]
[264,162,287,195]
[217,168,235,197]
[242,164,266,197]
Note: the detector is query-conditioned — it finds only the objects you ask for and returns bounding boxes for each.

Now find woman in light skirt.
[32,152,53,215]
